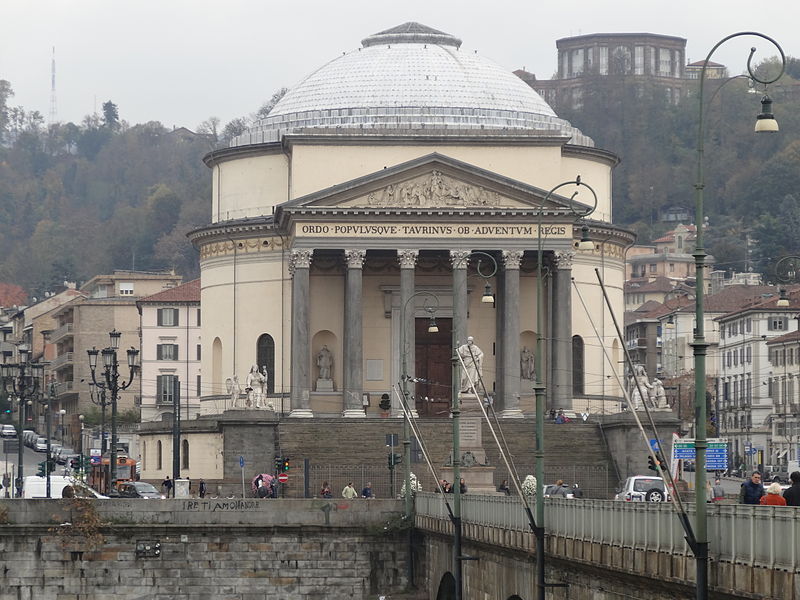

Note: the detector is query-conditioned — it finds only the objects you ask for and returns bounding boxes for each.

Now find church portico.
[190,23,633,424]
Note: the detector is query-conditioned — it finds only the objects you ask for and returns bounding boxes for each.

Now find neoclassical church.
[189,22,632,420]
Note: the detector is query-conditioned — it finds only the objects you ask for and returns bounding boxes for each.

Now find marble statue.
[651,378,667,409]
[225,375,242,410]
[317,345,333,380]
[628,364,653,411]
[457,336,484,393]
[245,365,261,408]
[520,346,535,381]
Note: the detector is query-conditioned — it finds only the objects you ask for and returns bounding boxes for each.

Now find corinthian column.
[343,249,367,417]
[289,249,313,417]
[501,250,524,418]
[398,249,418,417]
[450,250,470,349]
[552,250,574,411]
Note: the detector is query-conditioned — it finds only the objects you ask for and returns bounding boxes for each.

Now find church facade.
[188,23,632,421]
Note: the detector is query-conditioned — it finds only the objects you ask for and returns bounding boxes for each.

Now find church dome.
[232,23,592,147]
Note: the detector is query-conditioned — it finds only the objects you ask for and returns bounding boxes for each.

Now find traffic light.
[282,457,290,472]
[379,394,391,411]
[648,454,662,472]
[388,453,402,468]
[37,461,46,476]
[274,455,282,473]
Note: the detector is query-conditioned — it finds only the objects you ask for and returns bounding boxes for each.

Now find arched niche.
[256,333,276,394]
[311,330,338,390]
[436,572,456,600]
[212,337,223,395]
[520,329,538,382]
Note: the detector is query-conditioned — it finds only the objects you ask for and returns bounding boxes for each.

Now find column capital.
[289,249,313,275]
[502,250,524,270]
[554,250,575,270]
[450,250,471,269]
[344,249,367,269]
[397,249,419,269]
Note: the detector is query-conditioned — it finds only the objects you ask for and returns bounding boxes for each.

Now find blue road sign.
[239,456,245,468]
[649,439,661,452]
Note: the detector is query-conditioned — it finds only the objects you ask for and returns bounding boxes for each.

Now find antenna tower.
[48,46,57,125]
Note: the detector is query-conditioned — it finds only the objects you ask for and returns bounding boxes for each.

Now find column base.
[342,409,366,418]
[289,409,314,418]
[500,408,524,419]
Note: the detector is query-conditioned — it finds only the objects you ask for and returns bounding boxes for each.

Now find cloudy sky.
[2,0,797,129]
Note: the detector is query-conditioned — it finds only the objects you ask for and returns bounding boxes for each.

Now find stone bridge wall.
[0,499,408,600]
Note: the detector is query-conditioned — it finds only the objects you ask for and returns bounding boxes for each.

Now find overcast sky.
[2,0,797,130]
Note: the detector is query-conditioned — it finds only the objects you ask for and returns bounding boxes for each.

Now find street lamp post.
[89,381,109,457]
[692,32,785,600]
[399,290,439,588]
[533,177,597,600]
[78,414,85,481]
[87,330,138,493]
[1,345,44,497]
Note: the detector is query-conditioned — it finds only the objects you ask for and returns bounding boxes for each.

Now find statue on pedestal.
[520,346,535,381]
[628,364,652,411]
[650,378,667,409]
[225,375,242,410]
[316,345,334,392]
[245,365,261,408]
[457,336,484,393]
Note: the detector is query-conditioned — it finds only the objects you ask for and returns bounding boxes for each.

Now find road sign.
[3,440,19,453]
[672,438,728,470]
[277,473,288,483]
[745,447,757,455]
[649,439,662,452]
[90,448,101,464]
[239,456,245,468]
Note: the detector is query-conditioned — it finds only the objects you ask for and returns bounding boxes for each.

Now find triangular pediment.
[279,153,586,213]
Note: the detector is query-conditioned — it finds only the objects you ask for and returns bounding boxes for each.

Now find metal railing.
[50,352,74,370]
[49,322,73,342]
[415,493,800,571]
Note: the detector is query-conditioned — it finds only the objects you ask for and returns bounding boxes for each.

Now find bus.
[88,455,137,493]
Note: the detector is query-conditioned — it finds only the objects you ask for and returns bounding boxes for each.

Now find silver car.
[614,476,670,502]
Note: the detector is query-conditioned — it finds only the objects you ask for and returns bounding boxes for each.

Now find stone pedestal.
[316,378,334,392]
[446,397,496,493]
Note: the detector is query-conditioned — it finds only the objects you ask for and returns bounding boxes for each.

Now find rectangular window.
[739,348,744,364]
[156,344,179,361]
[197,375,201,397]
[659,48,671,75]
[571,48,584,76]
[196,309,201,326]
[733,351,738,366]
[649,264,657,273]
[746,318,752,333]
[634,46,644,75]
[669,263,675,272]
[157,308,179,327]
[196,344,201,360]
[119,282,134,296]
[746,346,751,363]
[156,374,178,405]
[599,46,608,75]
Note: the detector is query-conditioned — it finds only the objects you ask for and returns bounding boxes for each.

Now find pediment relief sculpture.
[344,171,524,209]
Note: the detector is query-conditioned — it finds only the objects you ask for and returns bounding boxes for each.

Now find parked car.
[33,437,48,452]
[56,448,78,465]
[116,481,164,499]
[1,424,17,438]
[23,430,37,447]
[614,476,670,502]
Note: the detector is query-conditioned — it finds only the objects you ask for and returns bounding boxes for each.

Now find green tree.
[102,100,120,130]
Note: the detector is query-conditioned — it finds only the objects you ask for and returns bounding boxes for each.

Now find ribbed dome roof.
[232,23,592,147]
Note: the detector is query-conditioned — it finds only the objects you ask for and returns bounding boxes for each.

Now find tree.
[0,79,14,145]
[221,117,249,143]
[102,101,120,130]
[255,87,288,120]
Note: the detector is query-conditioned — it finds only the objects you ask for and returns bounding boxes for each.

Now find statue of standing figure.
[628,364,653,411]
[457,336,484,393]
[650,378,667,409]
[245,365,262,408]
[317,345,333,380]
[520,346,535,381]
[225,375,242,410]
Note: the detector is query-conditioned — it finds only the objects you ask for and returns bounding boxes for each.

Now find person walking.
[738,471,765,505]
[161,475,173,498]
[342,482,358,499]
[199,479,207,499]
[760,482,788,506]
[711,478,725,502]
[459,478,468,494]
[319,481,332,498]
[783,471,800,506]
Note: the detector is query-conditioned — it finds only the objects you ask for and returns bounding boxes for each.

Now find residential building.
[137,279,201,422]
[716,289,800,471]
[765,329,800,472]
[49,270,182,446]
[624,300,666,379]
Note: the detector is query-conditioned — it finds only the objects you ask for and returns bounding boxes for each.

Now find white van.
[22,475,107,499]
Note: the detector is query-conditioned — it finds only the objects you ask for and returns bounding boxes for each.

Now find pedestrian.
[783,471,800,506]
[738,471,765,505]
[760,482,787,506]
[711,478,725,502]
[572,483,584,498]
[161,475,173,497]
[319,481,332,498]
[497,479,510,496]
[257,479,270,498]
[342,481,358,499]
[199,479,207,499]
[551,479,569,497]
[459,478,468,494]
[361,482,374,498]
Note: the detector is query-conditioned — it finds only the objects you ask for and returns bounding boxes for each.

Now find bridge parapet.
[415,492,800,598]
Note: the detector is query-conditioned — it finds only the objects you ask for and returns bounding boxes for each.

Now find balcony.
[50,323,74,343]
[50,352,74,371]
[56,381,77,398]
[625,337,648,350]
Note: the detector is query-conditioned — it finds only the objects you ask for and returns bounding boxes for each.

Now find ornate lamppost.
[532,176,596,600]
[0,345,44,497]
[87,330,138,493]
[691,33,784,600]
[89,381,109,457]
